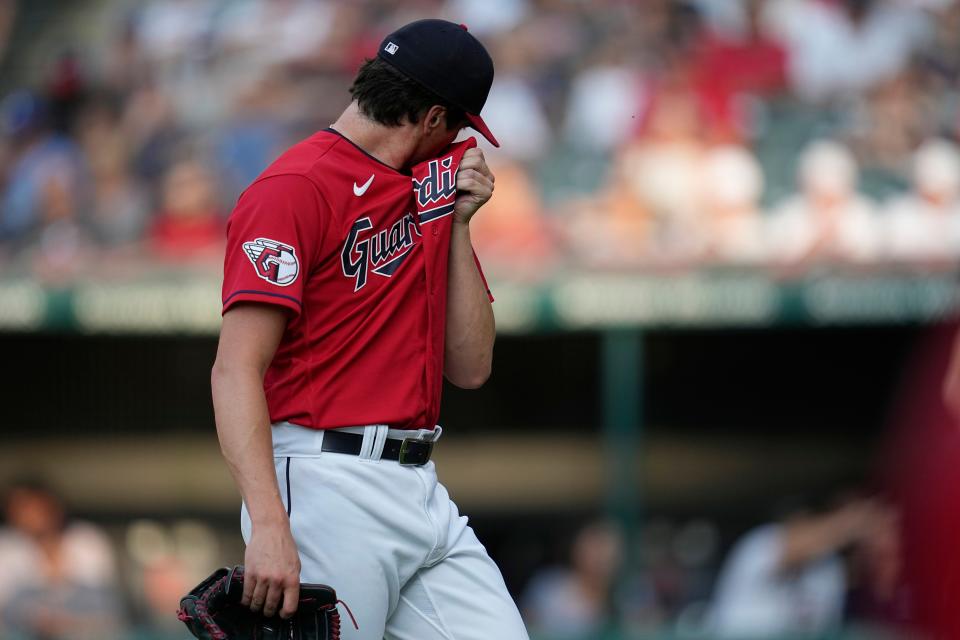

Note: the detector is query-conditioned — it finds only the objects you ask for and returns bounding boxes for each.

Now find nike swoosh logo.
[353,174,375,196]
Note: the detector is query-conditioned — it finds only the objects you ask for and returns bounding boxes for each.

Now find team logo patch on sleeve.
[243,238,300,286]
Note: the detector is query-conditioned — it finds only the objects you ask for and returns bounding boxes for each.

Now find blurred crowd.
[0,0,959,284]
[0,478,909,640]
[520,498,903,639]
[0,478,240,639]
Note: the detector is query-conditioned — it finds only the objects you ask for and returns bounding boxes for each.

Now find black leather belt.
[321,430,434,466]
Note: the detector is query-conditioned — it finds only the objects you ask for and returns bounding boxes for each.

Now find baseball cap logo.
[384,42,399,55]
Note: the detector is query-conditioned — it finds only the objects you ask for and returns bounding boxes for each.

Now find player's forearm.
[444,220,495,388]
[211,362,288,527]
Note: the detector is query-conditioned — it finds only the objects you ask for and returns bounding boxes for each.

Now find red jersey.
[221,128,492,430]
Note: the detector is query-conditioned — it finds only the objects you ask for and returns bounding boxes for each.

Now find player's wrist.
[248,502,291,529]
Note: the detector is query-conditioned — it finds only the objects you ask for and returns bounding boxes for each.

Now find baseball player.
[211,19,529,640]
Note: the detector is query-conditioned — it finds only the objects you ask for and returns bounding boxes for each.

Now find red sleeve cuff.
[222,289,302,316]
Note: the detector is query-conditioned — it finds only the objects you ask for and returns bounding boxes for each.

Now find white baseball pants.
[240,422,530,640]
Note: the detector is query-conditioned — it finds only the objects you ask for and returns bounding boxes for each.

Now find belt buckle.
[398,438,433,466]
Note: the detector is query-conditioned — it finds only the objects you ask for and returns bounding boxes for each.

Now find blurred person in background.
[845,502,905,628]
[848,66,942,190]
[638,517,719,630]
[696,145,766,264]
[0,91,86,247]
[28,152,94,283]
[766,140,881,266]
[133,0,216,73]
[75,98,150,250]
[608,5,736,265]
[766,0,931,103]
[147,158,224,262]
[466,155,558,279]
[123,82,187,185]
[212,74,293,201]
[442,0,530,38]
[882,138,960,265]
[561,33,646,156]
[474,28,552,163]
[522,519,660,639]
[560,161,656,268]
[914,0,960,139]
[708,495,892,638]
[691,0,787,94]
[0,478,124,639]
[214,0,338,75]
[687,0,789,142]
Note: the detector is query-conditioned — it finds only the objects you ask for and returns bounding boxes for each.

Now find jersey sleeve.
[222,174,327,317]
[472,248,494,303]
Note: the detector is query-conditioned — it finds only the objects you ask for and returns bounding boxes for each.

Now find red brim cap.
[466,113,499,147]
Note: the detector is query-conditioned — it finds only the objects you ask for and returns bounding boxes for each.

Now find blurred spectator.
[767,0,931,102]
[610,145,702,264]
[846,502,905,627]
[123,83,185,184]
[76,99,150,248]
[689,0,789,139]
[213,0,340,74]
[0,91,86,244]
[522,520,657,638]
[134,0,216,69]
[849,67,941,184]
[697,145,766,264]
[147,159,223,261]
[561,42,646,154]
[212,74,292,199]
[766,140,881,265]
[637,6,741,146]
[29,153,94,283]
[468,157,557,278]
[914,0,960,140]
[45,49,89,135]
[101,13,150,96]
[0,478,124,639]
[442,0,530,37]
[473,30,552,162]
[708,496,889,638]
[916,0,960,78]
[125,519,219,633]
[604,7,746,264]
[560,160,655,267]
[639,517,718,627]
[882,138,960,264]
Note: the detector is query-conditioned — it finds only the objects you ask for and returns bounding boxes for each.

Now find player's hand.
[453,148,495,224]
[241,518,301,619]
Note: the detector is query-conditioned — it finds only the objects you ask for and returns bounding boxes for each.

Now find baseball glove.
[177,565,356,640]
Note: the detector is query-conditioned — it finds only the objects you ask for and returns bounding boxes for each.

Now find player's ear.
[423,105,445,134]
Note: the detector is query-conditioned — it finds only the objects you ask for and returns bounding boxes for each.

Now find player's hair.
[349,57,467,131]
